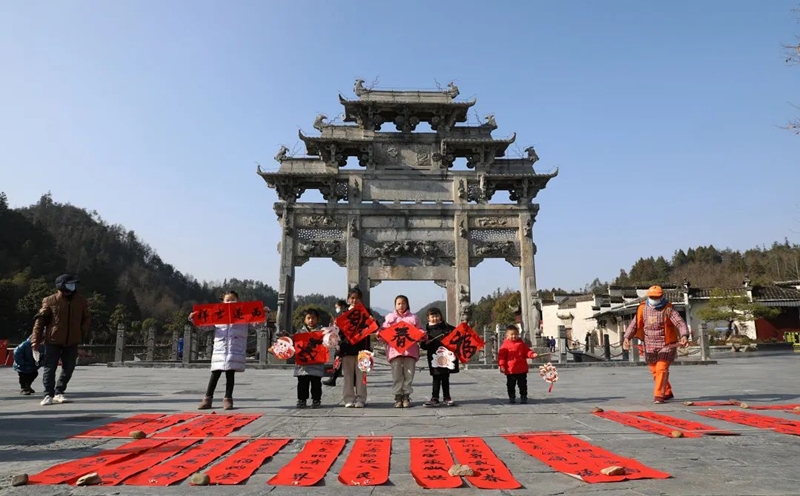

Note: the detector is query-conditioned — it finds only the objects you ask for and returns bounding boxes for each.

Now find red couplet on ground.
[130,413,201,436]
[124,438,246,486]
[72,413,164,438]
[206,438,291,485]
[90,439,198,486]
[28,438,169,485]
[447,437,521,490]
[630,411,738,436]
[153,413,260,438]
[742,404,800,411]
[268,438,347,486]
[338,436,392,486]
[695,410,800,436]
[594,410,702,438]
[504,432,671,484]
[684,400,740,407]
[409,438,462,489]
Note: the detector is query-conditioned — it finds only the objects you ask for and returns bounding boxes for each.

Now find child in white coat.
[190,291,249,410]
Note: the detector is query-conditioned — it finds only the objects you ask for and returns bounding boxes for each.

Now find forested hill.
[612,242,800,288]
[0,192,285,342]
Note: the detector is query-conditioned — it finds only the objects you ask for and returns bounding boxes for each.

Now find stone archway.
[258,81,557,337]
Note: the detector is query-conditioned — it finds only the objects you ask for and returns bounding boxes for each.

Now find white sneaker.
[53,394,68,404]
[354,401,365,408]
[344,402,355,408]
[40,395,53,406]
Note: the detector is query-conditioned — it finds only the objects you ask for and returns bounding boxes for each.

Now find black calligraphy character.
[355,471,372,479]
[217,472,237,480]
[292,472,311,483]
[391,325,411,349]
[251,306,263,318]
[232,306,244,321]
[296,336,324,363]
[426,474,447,480]
[213,307,226,321]
[449,329,477,360]
[481,474,504,483]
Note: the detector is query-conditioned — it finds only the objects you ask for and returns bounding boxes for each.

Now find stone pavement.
[1,353,799,495]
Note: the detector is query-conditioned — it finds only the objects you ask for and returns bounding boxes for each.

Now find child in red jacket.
[498,325,538,404]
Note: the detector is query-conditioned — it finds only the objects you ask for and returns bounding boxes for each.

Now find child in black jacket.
[420,307,459,407]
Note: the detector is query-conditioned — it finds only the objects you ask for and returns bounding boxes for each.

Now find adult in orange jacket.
[623,285,689,403]
[498,325,538,404]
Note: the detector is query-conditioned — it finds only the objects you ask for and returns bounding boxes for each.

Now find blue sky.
[1,1,798,313]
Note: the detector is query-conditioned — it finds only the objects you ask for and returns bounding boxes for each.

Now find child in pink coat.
[380,295,425,408]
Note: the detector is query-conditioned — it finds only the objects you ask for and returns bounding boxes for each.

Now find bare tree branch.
[367,76,380,90]
[434,79,444,91]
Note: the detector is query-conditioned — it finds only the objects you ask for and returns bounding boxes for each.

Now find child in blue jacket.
[13,337,42,395]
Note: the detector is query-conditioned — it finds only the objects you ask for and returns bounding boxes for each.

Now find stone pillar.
[558,325,568,363]
[182,325,192,365]
[145,326,155,361]
[170,329,180,361]
[445,280,458,326]
[519,207,540,342]
[453,212,471,324]
[631,337,640,363]
[346,213,365,304]
[114,323,125,363]
[258,325,269,365]
[699,323,710,361]
[277,204,296,334]
[191,331,199,361]
[603,334,611,360]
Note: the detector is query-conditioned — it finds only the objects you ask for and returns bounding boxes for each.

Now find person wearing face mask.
[623,286,689,404]
[30,274,91,406]
[191,291,248,410]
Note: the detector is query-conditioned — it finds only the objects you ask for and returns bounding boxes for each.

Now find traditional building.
[258,80,557,334]
[545,280,800,345]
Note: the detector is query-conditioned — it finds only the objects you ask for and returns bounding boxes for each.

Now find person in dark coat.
[420,307,459,407]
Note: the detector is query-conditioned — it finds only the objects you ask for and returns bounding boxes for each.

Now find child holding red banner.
[293,308,326,409]
[340,288,372,408]
[498,325,538,404]
[379,295,424,408]
[420,307,459,407]
[190,291,248,411]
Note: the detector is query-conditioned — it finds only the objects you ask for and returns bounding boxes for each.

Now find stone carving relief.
[368,240,452,266]
[351,178,361,199]
[467,182,483,203]
[296,240,343,266]
[476,217,509,228]
[470,229,517,242]
[445,81,460,99]
[524,146,539,165]
[358,145,372,167]
[475,241,516,257]
[354,78,369,96]
[523,218,533,237]
[481,114,497,130]
[459,284,472,322]
[459,219,468,238]
[313,114,331,131]
[349,218,359,237]
[305,215,337,227]
[274,145,289,163]
[458,179,467,199]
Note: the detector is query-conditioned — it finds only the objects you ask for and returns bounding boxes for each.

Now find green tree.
[491,291,521,328]
[87,292,110,343]
[16,278,51,318]
[695,288,780,338]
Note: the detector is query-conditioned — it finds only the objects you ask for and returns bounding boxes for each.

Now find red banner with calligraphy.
[337,436,391,486]
[335,305,379,345]
[594,410,703,438]
[409,438,462,489]
[378,321,426,355]
[268,437,347,486]
[629,411,738,436]
[447,437,520,490]
[694,410,800,436]
[503,432,671,483]
[124,438,247,486]
[72,413,164,438]
[29,439,169,485]
[293,332,330,365]
[89,439,198,486]
[191,301,267,326]
[206,438,291,485]
[441,323,485,364]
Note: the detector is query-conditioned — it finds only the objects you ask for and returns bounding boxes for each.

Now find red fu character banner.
[441,323,485,364]
[335,304,379,345]
[191,301,267,326]
[292,332,330,366]
[378,321,426,355]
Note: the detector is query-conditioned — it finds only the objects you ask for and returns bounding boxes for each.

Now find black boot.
[520,396,528,404]
[508,397,516,404]
[322,378,336,387]
[296,399,307,409]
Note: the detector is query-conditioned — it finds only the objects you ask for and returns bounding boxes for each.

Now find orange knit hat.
[646,285,664,298]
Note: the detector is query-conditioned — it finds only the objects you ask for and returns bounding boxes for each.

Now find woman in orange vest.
[623,286,689,403]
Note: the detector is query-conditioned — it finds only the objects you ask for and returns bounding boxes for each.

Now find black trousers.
[432,374,451,399]
[506,373,528,398]
[206,370,235,398]
[297,376,322,401]
[42,344,78,397]
[19,371,38,389]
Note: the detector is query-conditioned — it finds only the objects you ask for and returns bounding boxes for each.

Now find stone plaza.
[1,353,799,495]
